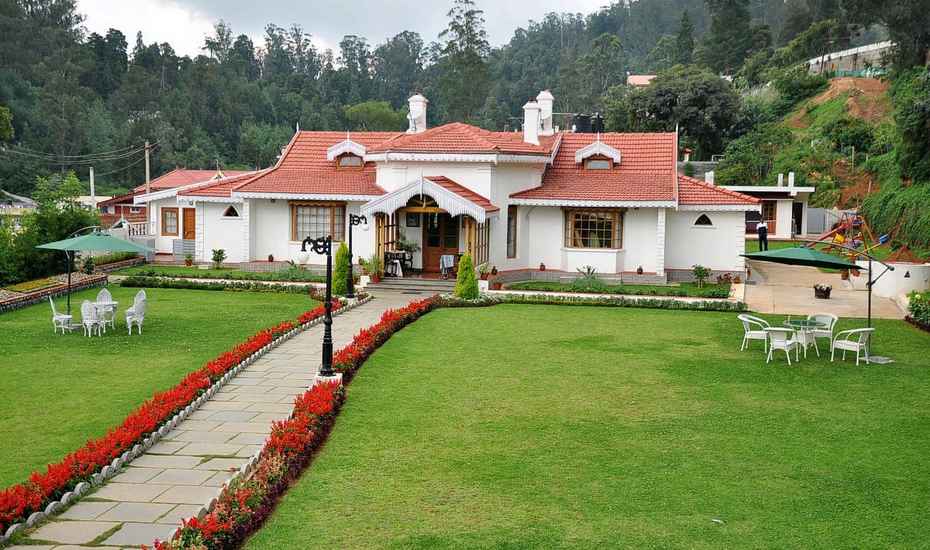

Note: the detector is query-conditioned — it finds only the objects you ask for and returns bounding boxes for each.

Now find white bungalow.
[135,91,760,282]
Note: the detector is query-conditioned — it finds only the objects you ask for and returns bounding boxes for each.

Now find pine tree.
[437,0,490,122]
[333,242,351,296]
[454,253,479,300]
[676,11,695,65]
[701,0,754,74]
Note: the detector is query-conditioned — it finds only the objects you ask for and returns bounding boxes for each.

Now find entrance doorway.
[422,213,459,273]
[182,208,196,240]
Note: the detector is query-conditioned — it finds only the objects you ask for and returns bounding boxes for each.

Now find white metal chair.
[831,328,874,365]
[764,327,800,365]
[738,314,770,351]
[49,297,73,334]
[80,300,101,337]
[95,288,116,333]
[125,290,147,335]
[807,313,839,347]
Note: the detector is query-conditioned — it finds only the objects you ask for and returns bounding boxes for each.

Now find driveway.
[744,260,905,319]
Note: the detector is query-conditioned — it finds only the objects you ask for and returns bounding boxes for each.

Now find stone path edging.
[486,288,737,305]
[1,295,371,548]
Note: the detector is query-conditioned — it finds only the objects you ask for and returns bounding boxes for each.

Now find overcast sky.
[78,0,607,57]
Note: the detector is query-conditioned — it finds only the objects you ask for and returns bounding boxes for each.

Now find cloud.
[78,0,607,57]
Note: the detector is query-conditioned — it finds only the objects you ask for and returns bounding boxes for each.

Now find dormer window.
[337,154,363,168]
[585,158,612,170]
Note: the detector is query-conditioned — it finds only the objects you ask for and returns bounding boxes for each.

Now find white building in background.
[134,91,760,282]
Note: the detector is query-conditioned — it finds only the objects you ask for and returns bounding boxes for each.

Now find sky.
[78,0,607,58]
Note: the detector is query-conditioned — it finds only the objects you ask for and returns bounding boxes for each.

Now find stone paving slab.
[18,294,415,549]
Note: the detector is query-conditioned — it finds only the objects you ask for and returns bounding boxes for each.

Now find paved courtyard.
[744,260,904,319]
[11,292,413,549]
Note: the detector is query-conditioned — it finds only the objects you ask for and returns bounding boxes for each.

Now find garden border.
[0,275,108,314]
[0,294,371,546]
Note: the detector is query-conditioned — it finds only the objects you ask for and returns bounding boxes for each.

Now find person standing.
[757,223,769,251]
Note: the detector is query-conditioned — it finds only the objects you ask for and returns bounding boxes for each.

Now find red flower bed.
[152,296,438,549]
[0,301,336,535]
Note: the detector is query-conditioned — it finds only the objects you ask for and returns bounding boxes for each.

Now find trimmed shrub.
[454,253,479,299]
[333,242,350,296]
[908,291,930,327]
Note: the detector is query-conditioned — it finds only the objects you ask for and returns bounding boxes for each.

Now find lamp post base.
[312,372,343,388]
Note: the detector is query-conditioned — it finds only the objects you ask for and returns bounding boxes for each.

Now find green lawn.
[0,286,315,488]
[246,305,930,549]
[505,280,731,298]
[113,265,323,282]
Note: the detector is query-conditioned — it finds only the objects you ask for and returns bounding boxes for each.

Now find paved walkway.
[744,260,904,319]
[12,293,414,550]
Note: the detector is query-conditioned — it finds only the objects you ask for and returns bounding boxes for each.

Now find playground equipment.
[804,212,890,262]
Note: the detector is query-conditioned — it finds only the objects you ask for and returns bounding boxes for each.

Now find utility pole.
[89,166,96,210]
[144,140,151,195]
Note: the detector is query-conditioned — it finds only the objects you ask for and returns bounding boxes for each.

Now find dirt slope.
[787,77,891,128]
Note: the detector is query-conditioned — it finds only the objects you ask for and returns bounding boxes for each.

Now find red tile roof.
[179,171,267,198]
[677,175,760,205]
[511,133,678,202]
[97,192,136,207]
[427,176,499,213]
[234,131,399,196]
[133,168,251,193]
[368,122,557,155]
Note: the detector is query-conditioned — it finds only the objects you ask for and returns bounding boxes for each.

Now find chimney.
[788,171,795,187]
[777,173,784,187]
[536,90,554,136]
[523,100,541,145]
[704,171,715,185]
[407,93,428,134]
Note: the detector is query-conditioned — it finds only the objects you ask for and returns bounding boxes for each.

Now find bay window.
[564,209,622,249]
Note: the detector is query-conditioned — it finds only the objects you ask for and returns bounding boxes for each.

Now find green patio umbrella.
[742,245,893,327]
[37,231,154,314]
[741,247,860,270]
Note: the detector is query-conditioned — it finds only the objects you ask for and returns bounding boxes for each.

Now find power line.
[92,145,159,178]
[0,143,156,166]
[12,142,143,160]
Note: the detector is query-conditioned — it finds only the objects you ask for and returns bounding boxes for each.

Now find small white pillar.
[523,101,541,145]
[655,208,666,277]
[407,94,428,134]
[536,90,555,136]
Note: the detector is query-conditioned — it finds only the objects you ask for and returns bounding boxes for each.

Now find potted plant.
[636,265,644,275]
[184,253,193,267]
[268,254,275,262]
[490,266,498,276]
[477,262,490,280]
[539,262,546,271]
[814,283,832,299]
[361,254,383,283]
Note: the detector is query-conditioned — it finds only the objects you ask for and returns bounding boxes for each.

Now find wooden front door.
[182,208,196,240]
[422,213,459,273]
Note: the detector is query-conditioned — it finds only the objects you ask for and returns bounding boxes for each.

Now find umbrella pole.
[67,251,72,316]
[867,257,872,328]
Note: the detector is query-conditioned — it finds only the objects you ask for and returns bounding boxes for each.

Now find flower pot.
[490,281,502,290]
[268,254,275,262]
[479,273,489,280]
[539,263,546,271]
[184,260,193,267]
[814,287,832,299]
[371,274,381,283]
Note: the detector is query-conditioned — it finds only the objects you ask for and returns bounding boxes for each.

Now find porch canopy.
[361,176,498,223]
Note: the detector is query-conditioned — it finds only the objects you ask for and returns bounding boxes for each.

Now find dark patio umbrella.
[742,246,892,327]
[37,231,154,314]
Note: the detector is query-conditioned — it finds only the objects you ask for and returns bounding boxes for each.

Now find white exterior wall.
[248,199,373,266]
[775,199,794,238]
[198,202,246,263]
[375,162,495,196]
[621,208,660,273]
[665,210,746,272]
[149,196,194,254]
[489,165,544,270]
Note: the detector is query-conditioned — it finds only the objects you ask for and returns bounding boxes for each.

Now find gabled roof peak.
[574,135,622,164]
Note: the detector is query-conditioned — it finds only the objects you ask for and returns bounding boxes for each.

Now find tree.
[203,20,233,62]
[889,68,930,181]
[575,33,627,109]
[778,0,812,45]
[372,31,424,108]
[845,0,930,70]
[646,35,678,72]
[239,122,292,168]
[332,242,350,296]
[676,11,695,64]
[454,252,479,299]
[624,65,741,159]
[700,0,754,74]
[437,0,491,122]
[343,101,406,131]
[0,106,12,142]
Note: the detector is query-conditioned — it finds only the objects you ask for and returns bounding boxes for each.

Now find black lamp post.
[346,214,367,299]
[300,235,335,377]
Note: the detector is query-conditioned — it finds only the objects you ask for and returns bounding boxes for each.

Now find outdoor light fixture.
[300,234,335,377]
[346,213,368,299]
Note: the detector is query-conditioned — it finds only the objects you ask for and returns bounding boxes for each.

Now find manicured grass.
[0,286,316,488]
[246,305,930,549]
[113,265,323,282]
[505,280,731,298]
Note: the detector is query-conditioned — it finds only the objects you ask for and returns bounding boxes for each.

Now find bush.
[91,251,139,266]
[454,253,479,299]
[211,249,227,269]
[771,66,828,106]
[570,265,609,293]
[81,256,95,275]
[692,265,711,287]
[120,276,317,294]
[332,242,350,296]
[823,116,874,152]
[908,291,930,326]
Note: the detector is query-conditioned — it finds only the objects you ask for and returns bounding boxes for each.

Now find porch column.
[194,203,205,262]
[655,208,666,277]
[241,200,251,263]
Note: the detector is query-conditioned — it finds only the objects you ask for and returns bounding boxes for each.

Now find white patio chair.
[96,288,116,333]
[831,328,874,366]
[49,297,73,334]
[125,290,147,335]
[807,313,838,346]
[738,314,770,352]
[764,327,800,365]
[80,300,101,337]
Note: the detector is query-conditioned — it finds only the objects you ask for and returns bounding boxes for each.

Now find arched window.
[222,205,240,218]
[694,213,713,226]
